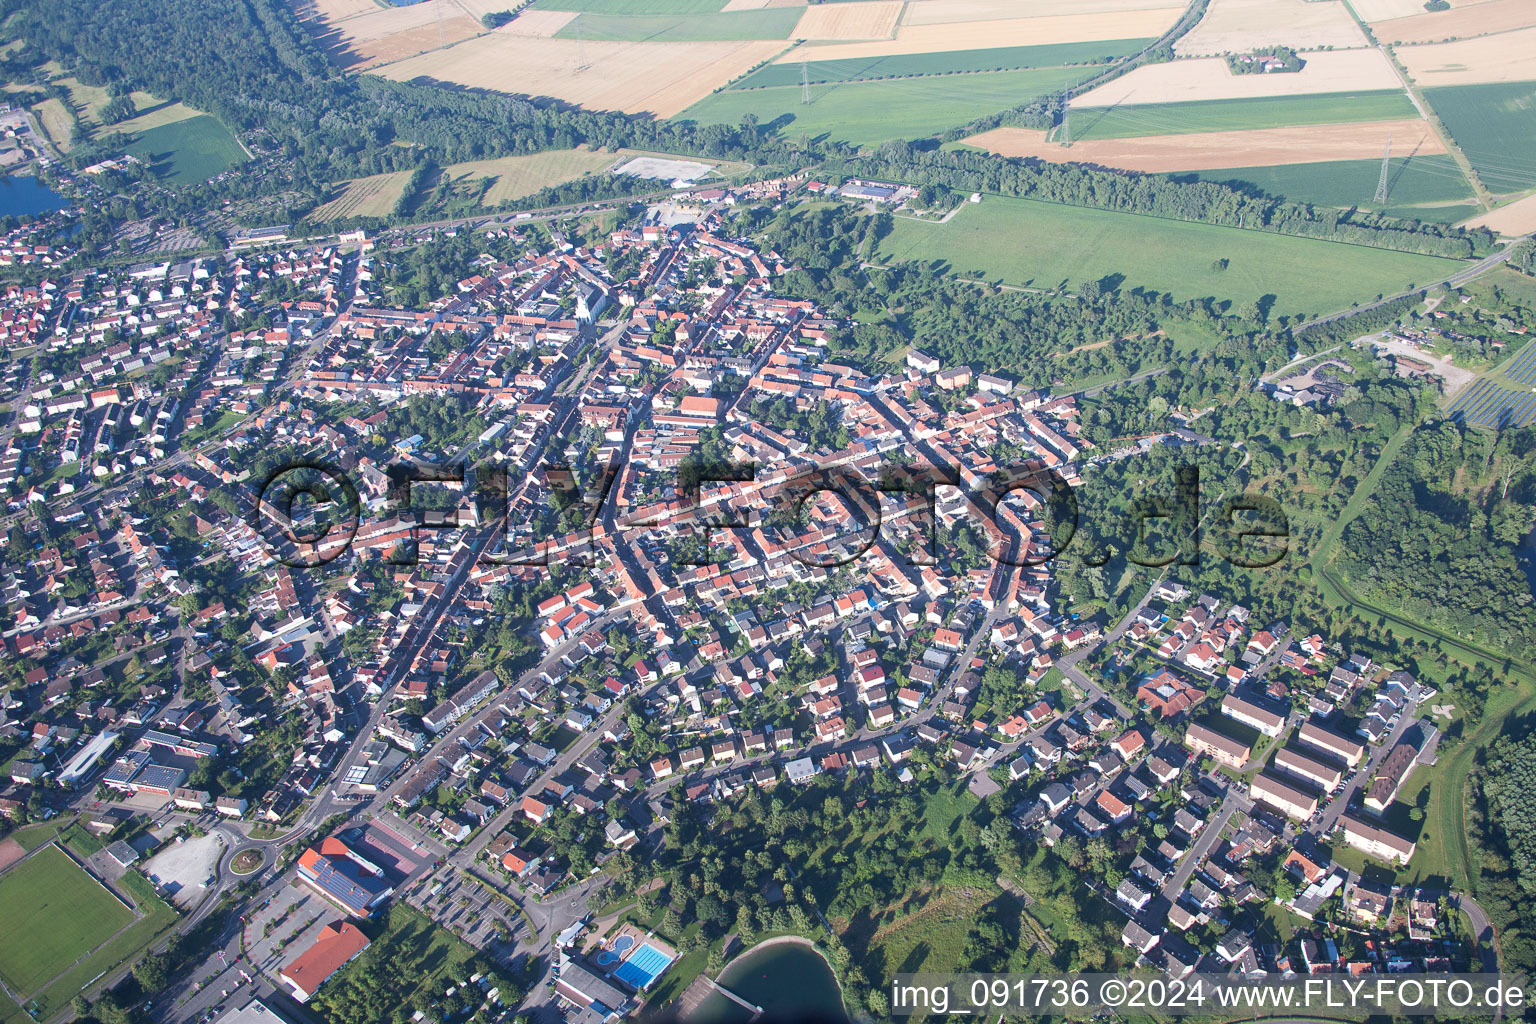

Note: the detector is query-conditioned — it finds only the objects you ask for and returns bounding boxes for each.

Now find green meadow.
[876,194,1461,318]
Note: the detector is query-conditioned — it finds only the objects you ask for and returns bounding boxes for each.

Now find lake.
[689,940,847,1024]
[0,175,67,218]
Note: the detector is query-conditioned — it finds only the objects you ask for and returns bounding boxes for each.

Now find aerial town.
[0,167,1500,1024]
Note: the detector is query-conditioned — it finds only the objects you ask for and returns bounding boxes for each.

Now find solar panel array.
[1448,379,1536,429]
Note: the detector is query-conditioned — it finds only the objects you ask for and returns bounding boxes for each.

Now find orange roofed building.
[280,922,371,1001]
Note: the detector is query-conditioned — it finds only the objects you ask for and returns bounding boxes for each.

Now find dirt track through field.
[966,117,1444,172]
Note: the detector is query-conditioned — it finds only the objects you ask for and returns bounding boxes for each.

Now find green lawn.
[678,67,1094,146]
[1423,81,1536,194]
[876,194,1461,319]
[1166,154,1475,214]
[731,39,1152,88]
[1070,90,1419,140]
[0,847,135,997]
[556,7,802,40]
[121,114,247,185]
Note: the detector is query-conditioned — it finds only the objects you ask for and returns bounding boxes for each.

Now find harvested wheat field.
[1351,0,1492,21]
[1073,49,1400,106]
[790,1,903,40]
[966,117,1444,172]
[1372,0,1536,44]
[1397,26,1536,85]
[320,0,483,66]
[498,8,580,35]
[309,170,413,221]
[1460,191,1536,235]
[374,35,785,116]
[903,0,1178,25]
[1175,0,1367,56]
[773,8,1181,62]
[293,0,390,25]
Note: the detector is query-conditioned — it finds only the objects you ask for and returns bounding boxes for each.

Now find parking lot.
[406,864,526,954]
[241,879,344,979]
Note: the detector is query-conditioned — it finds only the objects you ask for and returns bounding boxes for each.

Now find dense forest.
[1336,420,1536,659]
[1470,725,1536,977]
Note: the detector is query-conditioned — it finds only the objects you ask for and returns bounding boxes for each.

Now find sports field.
[875,195,1460,318]
[0,847,135,998]
[554,7,803,41]
[1425,80,1536,193]
[733,39,1151,87]
[1068,90,1419,139]
[678,66,1092,145]
[122,114,247,185]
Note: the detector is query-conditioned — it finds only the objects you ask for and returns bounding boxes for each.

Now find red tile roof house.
[280,922,371,1002]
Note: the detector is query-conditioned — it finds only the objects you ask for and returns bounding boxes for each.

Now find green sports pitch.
[0,846,136,998]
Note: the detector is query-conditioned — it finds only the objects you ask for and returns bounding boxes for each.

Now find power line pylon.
[1060,87,1071,147]
[1374,134,1393,203]
[801,61,810,105]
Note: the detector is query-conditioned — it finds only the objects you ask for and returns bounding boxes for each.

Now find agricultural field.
[679,66,1091,146]
[1072,49,1401,106]
[1461,191,1536,235]
[1067,90,1418,138]
[733,39,1153,87]
[500,9,579,35]
[1167,155,1477,215]
[374,33,784,116]
[966,118,1443,173]
[529,0,730,12]
[552,7,803,41]
[1370,0,1536,45]
[875,194,1461,318]
[1349,0,1491,22]
[791,1,904,41]
[300,0,484,68]
[774,7,1182,63]
[1395,26,1536,87]
[308,169,415,221]
[121,114,247,185]
[441,147,618,204]
[1424,80,1536,193]
[0,847,135,998]
[1174,0,1368,57]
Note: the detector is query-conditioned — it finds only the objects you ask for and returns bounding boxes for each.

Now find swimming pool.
[612,941,674,991]
[595,934,635,965]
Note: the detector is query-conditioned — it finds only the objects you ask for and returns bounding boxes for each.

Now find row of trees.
[848,139,1495,259]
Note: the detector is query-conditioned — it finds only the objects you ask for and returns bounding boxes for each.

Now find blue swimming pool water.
[612,942,673,990]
